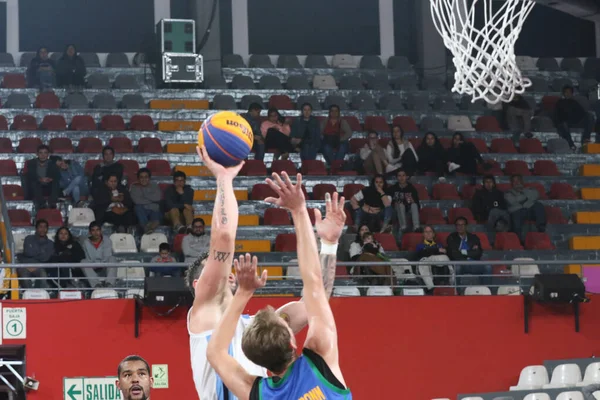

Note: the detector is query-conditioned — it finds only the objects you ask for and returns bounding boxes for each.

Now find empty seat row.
[1,73,138,90]
[0,114,154,131]
[222,54,412,70]
[0,52,131,68]
[0,91,146,109]
[511,362,600,391]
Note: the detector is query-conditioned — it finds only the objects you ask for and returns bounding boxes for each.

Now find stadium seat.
[212,94,237,110]
[478,159,504,176]
[305,55,329,68]
[49,137,73,153]
[312,184,337,201]
[114,75,139,90]
[22,289,51,300]
[497,286,521,295]
[287,76,311,91]
[59,291,83,300]
[92,93,117,109]
[432,183,460,200]
[130,115,155,131]
[351,93,376,110]
[222,54,244,67]
[17,137,43,153]
[460,184,480,200]
[373,233,399,251]
[323,94,347,110]
[549,183,577,200]
[71,115,97,131]
[543,364,582,388]
[1,73,26,88]
[249,54,273,68]
[87,73,111,89]
[268,95,294,110]
[494,232,524,250]
[533,160,560,176]
[313,75,338,90]
[301,160,327,176]
[475,116,502,132]
[140,233,168,253]
[0,138,11,153]
[464,286,492,295]
[366,286,393,296]
[537,57,560,71]
[118,160,140,180]
[364,116,389,132]
[448,208,475,225]
[77,137,102,153]
[504,160,531,176]
[8,209,31,226]
[420,116,444,131]
[339,75,364,90]
[491,138,517,153]
[411,183,429,200]
[137,137,163,153]
[101,115,126,131]
[525,232,554,250]
[333,287,361,297]
[271,160,297,176]
[41,115,67,130]
[0,160,18,175]
[296,95,320,109]
[0,117,8,131]
[68,208,95,227]
[35,92,60,109]
[121,94,146,109]
[448,116,474,132]
[231,75,255,89]
[64,93,90,109]
[37,209,63,227]
[401,233,421,251]
[577,362,600,387]
[510,365,549,390]
[251,184,278,201]
[84,160,103,176]
[541,95,560,113]
[110,233,138,253]
[545,206,567,224]
[466,138,488,153]
[91,289,119,299]
[146,160,171,177]
[343,184,365,200]
[108,137,133,153]
[2,184,24,200]
[378,94,403,110]
[277,55,301,68]
[275,234,297,252]
[519,138,545,154]
[263,208,291,226]
[419,207,446,225]
[12,115,37,130]
[392,116,418,132]
[555,392,584,400]
[240,160,267,176]
[474,232,492,250]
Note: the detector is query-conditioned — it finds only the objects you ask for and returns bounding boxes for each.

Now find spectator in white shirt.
[384,125,418,175]
[182,218,210,263]
[359,130,387,175]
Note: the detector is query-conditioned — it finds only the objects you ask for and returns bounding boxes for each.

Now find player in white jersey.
[186,147,342,400]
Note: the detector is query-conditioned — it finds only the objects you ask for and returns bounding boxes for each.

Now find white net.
[430,0,535,104]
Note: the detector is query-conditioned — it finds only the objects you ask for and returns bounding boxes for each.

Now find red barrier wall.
[4,296,600,400]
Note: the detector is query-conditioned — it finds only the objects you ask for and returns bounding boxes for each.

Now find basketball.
[198,111,254,167]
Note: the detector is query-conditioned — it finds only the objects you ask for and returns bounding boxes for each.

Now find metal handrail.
[0,180,16,264]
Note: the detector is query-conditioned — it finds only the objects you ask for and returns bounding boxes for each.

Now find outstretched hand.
[234,253,267,294]
[314,192,346,244]
[197,146,245,180]
[264,172,306,212]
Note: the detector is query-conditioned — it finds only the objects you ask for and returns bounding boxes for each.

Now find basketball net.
[430,0,535,104]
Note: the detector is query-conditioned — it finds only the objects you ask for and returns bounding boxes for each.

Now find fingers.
[244,253,252,267]
[251,255,258,268]
[338,195,346,212]
[196,146,203,161]
[198,146,211,163]
[313,208,322,222]
[273,173,289,194]
[324,192,332,216]
[263,197,278,204]
[331,192,339,213]
[233,258,240,273]
[231,160,245,174]
[259,269,268,286]
[265,178,284,198]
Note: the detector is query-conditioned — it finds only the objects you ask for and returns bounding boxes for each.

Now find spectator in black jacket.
[242,102,264,160]
[447,217,492,288]
[48,226,86,287]
[27,46,56,89]
[417,132,446,178]
[505,94,533,138]
[91,146,124,193]
[24,145,61,209]
[290,103,321,161]
[164,171,194,234]
[387,169,420,233]
[56,44,86,88]
[555,85,593,149]
[91,173,135,232]
[350,174,393,233]
[446,132,484,175]
[471,175,510,241]
[18,219,53,288]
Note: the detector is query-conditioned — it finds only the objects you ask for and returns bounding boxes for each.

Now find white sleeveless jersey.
[188,308,267,400]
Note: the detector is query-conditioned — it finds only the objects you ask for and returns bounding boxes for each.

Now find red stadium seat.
[8,209,31,226]
[410,138,423,150]
[477,159,503,176]
[448,208,475,225]
[491,138,517,153]
[342,116,362,132]
[251,184,278,200]
[0,160,18,175]
[101,115,126,131]
[36,208,63,227]
[474,232,492,250]
[496,183,512,193]
[2,184,24,200]
[401,233,421,251]
[541,95,560,113]
[118,159,140,180]
[301,160,327,176]
[392,116,418,132]
[306,208,317,225]
[12,115,37,130]
[312,184,337,201]
[413,183,430,200]
[494,232,523,250]
[475,116,502,132]
[0,116,7,131]
[108,137,133,153]
[438,137,452,150]
[41,115,67,130]
[549,182,577,200]
[172,234,185,253]
[84,160,102,176]
[268,95,294,110]
[77,137,103,153]
[71,115,97,131]
[525,232,555,250]
[158,183,170,199]
[420,207,446,225]
[504,160,531,176]
[271,160,296,176]
[519,138,545,154]
[137,137,163,153]
[275,233,297,252]
[0,138,12,153]
[146,160,172,177]
[525,183,547,199]
[432,183,460,200]
[373,233,399,251]
[2,73,26,88]
[433,287,457,296]
[17,137,43,153]
[240,160,267,176]
[364,116,389,132]
[49,138,73,154]
[544,206,567,224]
[461,184,481,200]
[349,138,368,154]
[379,138,390,148]
[35,91,60,109]
[492,264,511,276]
[129,115,155,131]
[435,232,450,247]
[263,208,291,225]
[300,185,309,199]
[343,184,365,200]
[466,138,488,154]
[533,160,560,176]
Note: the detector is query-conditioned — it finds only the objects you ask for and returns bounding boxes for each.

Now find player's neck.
[271,356,297,378]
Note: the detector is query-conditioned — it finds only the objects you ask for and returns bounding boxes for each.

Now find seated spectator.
[505,94,533,138]
[320,104,352,164]
[555,85,593,149]
[260,107,293,160]
[359,130,387,175]
[446,132,484,175]
[164,171,194,234]
[48,226,86,287]
[352,231,391,285]
[149,243,180,277]
[91,146,124,193]
[56,156,88,206]
[384,125,418,175]
[242,103,264,161]
[24,145,60,209]
[348,224,384,262]
[505,174,546,242]
[27,46,56,89]
[417,132,446,178]
[91,174,135,233]
[130,168,162,234]
[350,174,393,233]
[472,175,510,242]
[56,44,86,88]
[18,219,53,288]
[411,226,452,291]
[447,217,491,287]
[81,221,116,287]
[290,103,321,161]
[387,169,420,233]
[182,218,210,263]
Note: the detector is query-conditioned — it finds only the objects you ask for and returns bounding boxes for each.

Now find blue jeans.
[511,202,546,241]
[135,205,162,226]
[300,143,319,161]
[456,263,493,287]
[354,206,393,229]
[61,175,89,202]
[38,70,55,89]
[321,141,349,164]
[253,143,265,161]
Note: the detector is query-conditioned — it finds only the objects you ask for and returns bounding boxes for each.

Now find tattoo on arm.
[213,251,231,262]
[218,182,228,225]
[320,254,337,298]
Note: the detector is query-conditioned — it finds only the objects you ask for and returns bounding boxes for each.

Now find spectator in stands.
[384,125,418,175]
[387,169,420,233]
[56,156,88,206]
[350,174,393,233]
[164,171,194,234]
[149,243,180,277]
[472,175,510,241]
[446,132,484,175]
[348,225,384,262]
[505,174,546,242]
[260,107,293,160]
[320,104,352,164]
[505,94,533,139]
[417,132,446,178]
[48,226,86,287]
[81,221,116,287]
[290,103,321,161]
[447,217,491,287]
[555,85,593,149]
[411,226,452,292]
[91,146,124,192]
[130,168,162,234]
[182,217,210,263]
[352,231,391,285]
[56,44,86,88]
[359,130,387,175]
[27,46,56,89]
[242,102,264,161]
[24,144,60,209]
[18,219,53,288]
[91,173,135,233]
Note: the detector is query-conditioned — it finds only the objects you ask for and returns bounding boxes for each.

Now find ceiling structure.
[534,0,600,20]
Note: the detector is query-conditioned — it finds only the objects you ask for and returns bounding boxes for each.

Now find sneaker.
[438,176,447,183]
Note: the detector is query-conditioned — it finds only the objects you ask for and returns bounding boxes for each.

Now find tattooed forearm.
[217,181,227,225]
[320,253,337,299]
[213,251,231,262]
